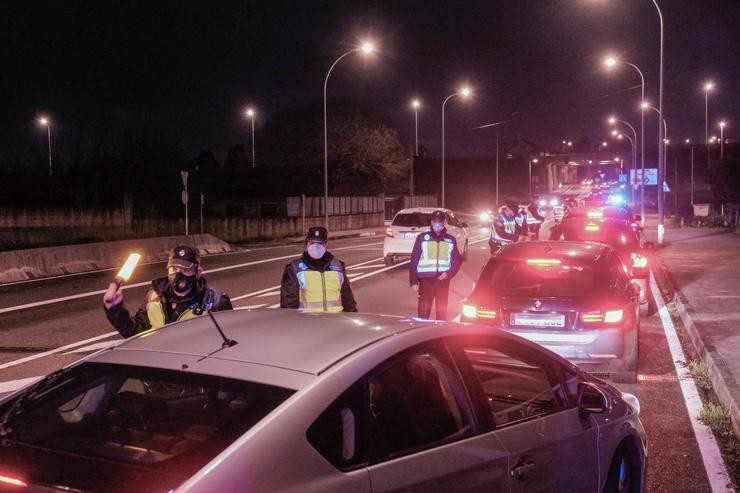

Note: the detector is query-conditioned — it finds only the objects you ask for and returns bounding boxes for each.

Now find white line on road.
[0,331,118,371]
[649,272,734,493]
[0,376,42,394]
[63,340,121,355]
[254,291,280,298]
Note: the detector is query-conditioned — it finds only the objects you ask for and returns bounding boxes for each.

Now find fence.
[286,195,384,217]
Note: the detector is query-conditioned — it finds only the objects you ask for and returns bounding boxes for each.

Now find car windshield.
[392,213,433,227]
[560,222,639,252]
[480,259,601,296]
[0,362,294,492]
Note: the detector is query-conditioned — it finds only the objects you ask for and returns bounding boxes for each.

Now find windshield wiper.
[0,368,69,439]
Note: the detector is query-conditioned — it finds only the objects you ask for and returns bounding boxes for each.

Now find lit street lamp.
[719,120,727,160]
[441,86,472,208]
[38,116,53,177]
[411,99,421,156]
[323,40,376,227]
[244,108,256,168]
[608,116,638,199]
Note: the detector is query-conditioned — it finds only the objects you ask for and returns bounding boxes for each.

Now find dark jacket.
[409,228,462,285]
[105,276,232,338]
[528,203,545,223]
[492,214,518,243]
[280,251,358,312]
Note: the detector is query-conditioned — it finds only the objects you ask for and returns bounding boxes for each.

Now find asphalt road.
[0,213,722,491]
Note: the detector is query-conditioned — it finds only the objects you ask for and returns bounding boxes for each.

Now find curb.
[655,258,740,439]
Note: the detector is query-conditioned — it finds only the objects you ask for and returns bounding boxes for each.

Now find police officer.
[409,210,462,320]
[513,203,529,241]
[525,201,545,240]
[489,204,518,254]
[280,226,357,312]
[103,245,233,338]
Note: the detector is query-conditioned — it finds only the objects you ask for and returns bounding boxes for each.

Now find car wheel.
[461,240,469,261]
[384,255,394,266]
[603,443,641,493]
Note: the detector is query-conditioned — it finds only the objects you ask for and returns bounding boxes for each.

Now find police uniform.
[525,203,545,240]
[489,206,518,254]
[409,211,462,320]
[280,227,357,312]
[105,245,233,338]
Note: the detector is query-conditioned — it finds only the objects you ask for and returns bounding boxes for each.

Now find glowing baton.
[115,253,141,287]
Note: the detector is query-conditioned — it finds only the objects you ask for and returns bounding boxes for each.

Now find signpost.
[630,168,658,185]
[181,171,189,236]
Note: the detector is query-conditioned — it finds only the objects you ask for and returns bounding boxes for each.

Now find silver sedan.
[0,310,647,492]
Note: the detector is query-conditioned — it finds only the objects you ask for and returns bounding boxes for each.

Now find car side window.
[458,343,564,427]
[445,212,460,227]
[367,344,472,459]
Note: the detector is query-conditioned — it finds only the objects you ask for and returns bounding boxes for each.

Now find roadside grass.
[689,360,713,391]
[699,402,732,434]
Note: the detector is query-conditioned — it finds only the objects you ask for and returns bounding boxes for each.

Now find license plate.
[511,313,565,328]
[404,232,419,239]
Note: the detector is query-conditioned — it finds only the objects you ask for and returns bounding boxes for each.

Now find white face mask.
[307,243,327,259]
[431,222,445,233]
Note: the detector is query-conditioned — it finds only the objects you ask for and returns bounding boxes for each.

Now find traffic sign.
[630,168,657,185]
[180,171,189,188]
[663,181,670,192]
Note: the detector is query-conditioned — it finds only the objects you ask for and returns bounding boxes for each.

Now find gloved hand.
[103,282,124,310]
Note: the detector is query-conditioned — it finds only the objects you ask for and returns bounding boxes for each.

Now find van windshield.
[392,213,433,227]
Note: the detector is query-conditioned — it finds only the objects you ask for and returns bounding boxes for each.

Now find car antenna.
[207,310,238,349]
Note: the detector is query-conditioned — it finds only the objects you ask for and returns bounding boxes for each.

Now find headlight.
[479,212,491,221]
[549,198,559,207]
[539,199,546,207]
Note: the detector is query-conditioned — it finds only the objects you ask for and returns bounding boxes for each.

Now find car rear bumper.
[383,237,415,257]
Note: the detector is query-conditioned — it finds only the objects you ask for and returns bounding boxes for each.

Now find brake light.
[604,309,624,323]
[385,227,393,238]
[462,304,477,318]
[585,223,600,232]
[0,474,27,487]
[581,309,623,324]
[587,210,604,219]
[581,311,604,323]
[525,258,561,266]
[620,234,627,245]
[631,254,648,269]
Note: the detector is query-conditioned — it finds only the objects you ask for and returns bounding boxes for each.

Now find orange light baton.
[115,253,141,287]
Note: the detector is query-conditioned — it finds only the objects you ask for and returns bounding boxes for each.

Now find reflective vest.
[146,288,222,329]
[295,259,345,313]
[416,234,455,273]
[491,215,517,243]
[525,206,543,225]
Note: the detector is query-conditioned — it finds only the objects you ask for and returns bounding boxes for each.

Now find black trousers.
[417,278,450,321]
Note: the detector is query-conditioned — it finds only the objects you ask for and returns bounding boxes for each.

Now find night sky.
[2,0,739,166]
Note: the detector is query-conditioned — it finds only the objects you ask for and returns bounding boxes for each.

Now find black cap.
[168,245,201,269]
[306,226,328,243]
[431,210,446,222]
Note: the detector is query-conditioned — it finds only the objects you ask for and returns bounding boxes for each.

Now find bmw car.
[462,241,641,383]
[0,310,646,492]
[383,207,468,265]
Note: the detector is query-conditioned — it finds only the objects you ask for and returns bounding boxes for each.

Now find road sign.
[663,181,670,192]
[180,171,189,188]
[618,173,627,183]
[630,168,657,185]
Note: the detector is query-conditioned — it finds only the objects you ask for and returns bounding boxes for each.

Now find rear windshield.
[392,213,433,227]
[560,222,638,251]
[0,362,294,491]
[480,259,602,297]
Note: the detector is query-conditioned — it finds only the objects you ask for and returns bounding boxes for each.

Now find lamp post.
[245,108,256,168]
[608,116,638,201]
[604,56,646,217]
[323,41,375,228]
[528,158,538,198]
[411,99,421,156]
[38,117,52,177]
[687,139,695,205]
[441,86,472,208]
[719,121,727,160]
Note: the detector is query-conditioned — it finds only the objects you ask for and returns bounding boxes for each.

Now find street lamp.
[603,55,646,217]
[441,86,472,208]
[719,120,727,160]
[704,81,714,145]
[642,102,668,214]
[323,40,376,227]
[528,158,538,198]
[608,116,638,196]
[411,99,421,156]
[38,116,53,177]
[244,108,256,168]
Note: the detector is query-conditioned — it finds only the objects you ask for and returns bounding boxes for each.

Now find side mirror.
[461,222,469,228]
[643,241,654,249]
[577,382,610,416]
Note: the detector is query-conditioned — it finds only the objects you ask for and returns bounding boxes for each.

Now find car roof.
[493,240,610,262]
[395,207,452,215]
[561,216,633,231]
[99,310,439,376]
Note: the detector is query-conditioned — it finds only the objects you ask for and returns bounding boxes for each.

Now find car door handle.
[510,458,536,480]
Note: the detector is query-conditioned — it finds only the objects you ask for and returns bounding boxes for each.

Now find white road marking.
[347,273,365,278]
[649,272,734,493]
[255,290,280,298]
[63,340,121,354]
[0,241,384,315]
[0,332,119,371]
[348,264,385,269]
[0,376,42,394]
[239,303,268,309]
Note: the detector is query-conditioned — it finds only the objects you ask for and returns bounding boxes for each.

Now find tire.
[461,240,469,261]
[603,443,641,493]
[384,255,394,266]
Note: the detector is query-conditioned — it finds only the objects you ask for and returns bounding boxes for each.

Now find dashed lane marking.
[649,272,734,493]
[0,332,118,371]
[63,340,122,355]
[0,376,42,394]
[254,291,280,298]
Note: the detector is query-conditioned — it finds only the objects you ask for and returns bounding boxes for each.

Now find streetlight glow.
[611,129,619,136]
[38,117,49,126]
[604,56,617,68]
[245,108,255,117]
[685,139,691,144]
[704,81,714,92]
[360,41,374,55]
[719,121,727,128]
[608,116,617,125]
[460,86,472,97]
[411,99,421,109]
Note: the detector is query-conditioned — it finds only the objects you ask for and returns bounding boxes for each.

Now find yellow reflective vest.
[416,234,455,274]
[145,288,223,329]
[295,259,345,313]
[491,215,517,243]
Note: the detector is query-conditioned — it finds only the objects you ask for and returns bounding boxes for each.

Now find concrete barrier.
[0,234,232,283]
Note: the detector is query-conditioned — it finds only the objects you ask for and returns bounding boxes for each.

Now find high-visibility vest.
[295,259,345,313]
[490,215,517,243]
[525,206,543,224]
[416,234,455,273]
[146,288,223,329]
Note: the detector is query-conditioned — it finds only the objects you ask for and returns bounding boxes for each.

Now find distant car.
[462,241,641,383]
[0,310,647,493]
[383,207,468,265]
[564,206,644,233]
[557,216,652,309]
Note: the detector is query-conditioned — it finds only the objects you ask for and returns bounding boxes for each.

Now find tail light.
[584,223,600,232]
[631,253,648,269]
[0,474,28,487]
[630,222,639,230]
[581,309,624,324]
[462,305,497,320]
[385,227,393,238]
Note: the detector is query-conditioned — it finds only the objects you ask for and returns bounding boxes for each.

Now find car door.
[445,212,465,251]
[365,342,510,493]
[451,336,600,493]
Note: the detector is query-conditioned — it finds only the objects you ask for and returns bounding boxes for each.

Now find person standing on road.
[526,201,545,240]
[280,226,357,312]
[103,245,233,338]
[489,204,518,254]
[409,210,462,320]
[513,203,529,241]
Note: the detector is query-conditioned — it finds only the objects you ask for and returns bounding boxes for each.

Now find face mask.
[431,222,445,233]
[307,243,327,260]
[170,272,196,295]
